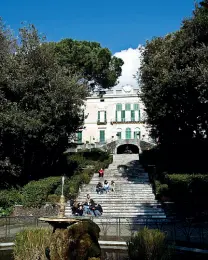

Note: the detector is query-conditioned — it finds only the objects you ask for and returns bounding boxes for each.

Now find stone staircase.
[65,154,166,222]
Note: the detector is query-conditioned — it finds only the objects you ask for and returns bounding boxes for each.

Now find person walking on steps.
[98,168,104,178]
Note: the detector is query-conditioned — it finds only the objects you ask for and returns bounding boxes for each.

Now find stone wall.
[12,204,59,217]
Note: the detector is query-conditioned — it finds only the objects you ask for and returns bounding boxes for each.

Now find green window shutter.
[104,111,107,122]
[131,110,135,121]
[100,130,105,143]
[134,104,139,110]
[125,128,131,139]
[77,132,82,143]
[98,111,100,122]
[121,110,125,122]
[116,103,122,111]
[125,103,131,111]
[117,132,121,140]
[134,129,140,139]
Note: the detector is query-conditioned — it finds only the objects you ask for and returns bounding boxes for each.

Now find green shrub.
[162,174,208,203]
[22,177,61,207]
[155,181,169,199]
[47,194,60,204]
[67,154,87,171]
[0,189,22,209]
[14,228,52,260]
[80,171,92,184]
[127,227,171,260]
[0,207,13,217]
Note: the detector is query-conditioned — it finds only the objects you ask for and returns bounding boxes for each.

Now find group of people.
[96,180,115,194]
[70,194,103,217]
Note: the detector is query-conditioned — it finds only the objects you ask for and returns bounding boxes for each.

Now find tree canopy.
[54,39,124,89]
[139,1,208,147]
[0,20,88,187]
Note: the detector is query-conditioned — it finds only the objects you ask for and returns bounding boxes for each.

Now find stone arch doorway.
[117,144,139,154]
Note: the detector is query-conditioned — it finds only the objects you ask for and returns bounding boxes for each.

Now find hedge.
[154,174,208,204]
[166,174,208,201]
[21,151,112,208]
[0,189,22,216]
[22,177,61,207]
[155,181,169,199]
[127,227,171,260]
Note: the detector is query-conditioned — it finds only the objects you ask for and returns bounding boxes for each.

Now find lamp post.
[58,176,66,218]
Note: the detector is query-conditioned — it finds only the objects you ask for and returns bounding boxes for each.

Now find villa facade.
[71,85,152,153]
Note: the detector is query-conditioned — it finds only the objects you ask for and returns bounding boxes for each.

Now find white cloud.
[114,46,142,89]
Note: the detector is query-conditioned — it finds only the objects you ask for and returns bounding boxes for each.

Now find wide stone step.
[93,217,167,224]
[65,205,163,211]
[78,196,156,199]
[77,200,158,204]
[82,186,152,189]
[78,192,155,196]
[96,209,165,213]
[65,208,162,214]
[99,213,165,216]
[68,201,160,205]
[81,187,153,191]
[65,213,166,217]
[81,187,153,190]
[90,180,149,183]
[81,191,154,194]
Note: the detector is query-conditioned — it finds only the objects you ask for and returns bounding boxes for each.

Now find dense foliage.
[0,149,112,212]
[21,177,61,207]
[0,18,121,188]
[54,39,124,89]
[127,227,171,260]
[14,228,52,260]
[139,1,208,146]
[0,20,88,187]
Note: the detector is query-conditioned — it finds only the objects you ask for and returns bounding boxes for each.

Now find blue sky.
[1,0,195,53]
[1,0,196,88]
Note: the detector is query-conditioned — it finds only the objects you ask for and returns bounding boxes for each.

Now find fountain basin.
[39,217,80,232]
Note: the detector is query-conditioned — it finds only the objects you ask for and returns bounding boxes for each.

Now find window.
[121,110,125,122]
[116,103,122,111]
[116,132,122,140]
[125,103,131,111]
[99,130,105,143]
[131,110,135,121]
[125,128,131,139]
[77,131,82,143]
[134,104,139,110]
[134,128,140,139]
[138,110,141,121]
[98,111,107,123]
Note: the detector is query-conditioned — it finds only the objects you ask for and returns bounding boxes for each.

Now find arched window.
[134,128,140,139]
[125,128,131,139]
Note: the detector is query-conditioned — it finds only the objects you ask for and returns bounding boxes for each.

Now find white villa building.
[71,85,152,154]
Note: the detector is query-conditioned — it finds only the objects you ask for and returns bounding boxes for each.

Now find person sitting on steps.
[111,180,115,192]
[75,203,83,216]
[96,182,103,194]
[94,203,103,216]
[103,180,110,193]
[82,194,91,215]
[89,199,103,217]
[98,168,104,178]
